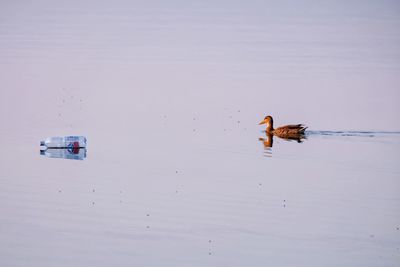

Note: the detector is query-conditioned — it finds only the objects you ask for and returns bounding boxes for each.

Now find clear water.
[1,1,399,266]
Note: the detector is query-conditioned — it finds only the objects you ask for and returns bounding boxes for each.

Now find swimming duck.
[259,115,307,138]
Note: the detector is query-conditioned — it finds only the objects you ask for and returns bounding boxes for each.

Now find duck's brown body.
[259,116,307,139]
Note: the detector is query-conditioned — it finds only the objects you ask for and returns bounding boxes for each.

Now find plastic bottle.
[40,136,87,149]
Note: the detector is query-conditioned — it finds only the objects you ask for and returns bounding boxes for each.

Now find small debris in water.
[208,240,212,243]
[146,225,150,229]
[58,190,62,193]
[259,183,262,186]
[370,234,374,238]
[92,202,95,205]
[146,214,150,217]
[176,170,178,174]
[209,252,212,255]
[92,189,95,193]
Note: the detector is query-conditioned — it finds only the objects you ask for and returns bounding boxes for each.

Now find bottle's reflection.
[40,147,87,160]
[259,132,306,157]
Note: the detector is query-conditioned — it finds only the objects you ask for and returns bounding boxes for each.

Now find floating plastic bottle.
[40,148,87,160]
[40,136,87,149]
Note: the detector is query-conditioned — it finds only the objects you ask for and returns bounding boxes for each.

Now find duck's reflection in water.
[259,132,307,157]
[259,133,273,157]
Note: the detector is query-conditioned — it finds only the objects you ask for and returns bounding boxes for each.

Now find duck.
[259,115,307,138]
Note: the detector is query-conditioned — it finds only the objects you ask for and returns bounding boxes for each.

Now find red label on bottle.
[72,142,80,154]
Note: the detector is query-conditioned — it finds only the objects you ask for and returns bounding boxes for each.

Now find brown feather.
[282,124,305,129]
[273,125,307,137]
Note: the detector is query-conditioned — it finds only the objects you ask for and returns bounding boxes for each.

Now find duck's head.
[259,115,273,126]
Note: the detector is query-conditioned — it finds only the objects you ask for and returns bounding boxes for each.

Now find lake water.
[0,1,399,266]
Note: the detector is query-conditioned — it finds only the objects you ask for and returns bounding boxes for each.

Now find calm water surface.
[1,1,400,266]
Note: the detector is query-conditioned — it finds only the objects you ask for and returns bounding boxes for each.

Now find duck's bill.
[259,120,266,125]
